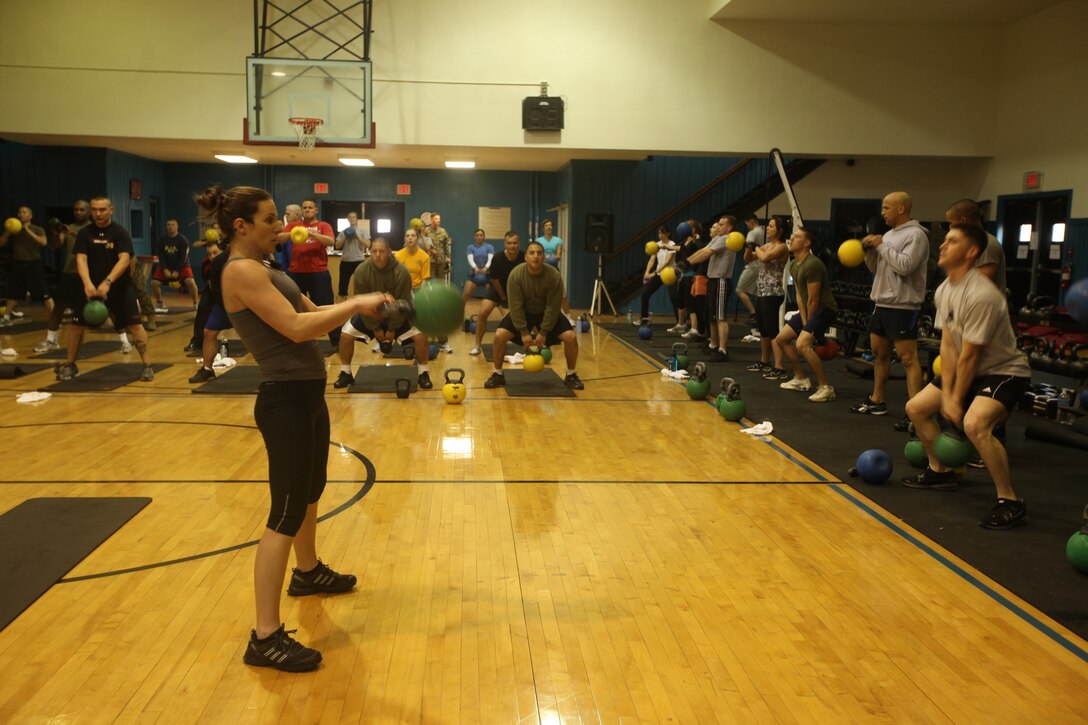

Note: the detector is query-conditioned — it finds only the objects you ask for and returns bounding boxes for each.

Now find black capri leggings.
[640,274,680,319]
[254,378,330,536]
[755,294,784,338]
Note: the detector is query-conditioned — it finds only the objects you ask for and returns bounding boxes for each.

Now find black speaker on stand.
[584,213,617,317]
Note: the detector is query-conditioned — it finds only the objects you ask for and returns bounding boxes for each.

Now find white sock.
[567,369,576,376]
[46,329,58,343]
[340,365,350,374]
[118,332,129,344]
[418,363,428,374]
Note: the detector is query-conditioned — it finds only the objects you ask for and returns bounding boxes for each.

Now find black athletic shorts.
[56,272,83,310]
[868,306,920,340]
[484,288,507,306]
[707,277,732,321]
[786,307,836,343]
[338,259,362,297]
[931,374,1029,413]
[73,280,141,327]
[497,311,573,346]
[7,260,49,302]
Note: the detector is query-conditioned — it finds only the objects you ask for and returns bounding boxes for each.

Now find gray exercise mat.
[191,365,264,394]
[503,368,575,397]
[348,364,419,393]
[0,497,151,632]
[0,363,54,379]
[40,363,172,392]
[31,340,118,360]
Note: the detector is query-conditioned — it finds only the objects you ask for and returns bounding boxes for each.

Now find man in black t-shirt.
[58,196,155,382]
[469,230,525,356]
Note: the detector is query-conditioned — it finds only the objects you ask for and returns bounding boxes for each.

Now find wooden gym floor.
[1,301,1087,724]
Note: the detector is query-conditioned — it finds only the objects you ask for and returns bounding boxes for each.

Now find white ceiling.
[711,0,1064,24]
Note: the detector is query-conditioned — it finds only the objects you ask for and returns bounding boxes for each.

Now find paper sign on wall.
[478,207,511,240]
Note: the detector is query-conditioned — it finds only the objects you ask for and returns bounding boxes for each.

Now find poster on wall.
[478,207,511,240]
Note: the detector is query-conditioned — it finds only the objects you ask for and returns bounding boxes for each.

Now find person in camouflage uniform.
[421,212,452,281]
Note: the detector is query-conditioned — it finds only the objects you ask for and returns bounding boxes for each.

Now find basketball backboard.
[244,57,374,147]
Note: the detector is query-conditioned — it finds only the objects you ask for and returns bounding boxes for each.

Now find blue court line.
[829,483,1088,663]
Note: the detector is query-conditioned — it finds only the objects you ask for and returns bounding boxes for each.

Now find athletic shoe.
[762,367,789,381]
[139,365,155,382]
[242,625,321,672]
[850,397,888,415]
[708,349,729,363]
[746,361,768,372]
[144,318,157,331]
[9,311,24,318]
[371,342,381,353]
[154,305,169,314]
[333,371,354,389]
[894,415,912,432]
[469,346,481,356]
[979,499,1027,530]
[188,367,216,384]
[120,341,133,354]
[34,339,60,353]
[564,372,585,390]
[901,468,959,491]
[741,334,761,343]
[417,371,433,389]
[666,324,688,333]
[183,342,199,354]
[439,342,453,353]
[55,363,78,381]
[287,560,357,596]
[780,377,812,391]
[484,371,505,388]
[681,330,705,341]
[967,453,986,469]
[809,385,836,402]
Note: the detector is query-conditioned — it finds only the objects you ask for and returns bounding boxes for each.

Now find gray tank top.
[224,256,327,381]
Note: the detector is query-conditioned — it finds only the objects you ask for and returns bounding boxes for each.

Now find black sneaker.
[188,367,215,384]
[979,499,1027,530]
[55,363,78,381]
[242,625,322,672]
[894,415,911,432]
[967,453,986,469]
[709,349,729,363]
[762,367,789,381]
[484,371,505,388]
[901,467,959,491]
[746,361,768,372]
[182,341,198,354]
[287,560,357,596]
[417,371,433,389]
[333,370,354,389]
[850,397,888,415]
[564,372,585,390]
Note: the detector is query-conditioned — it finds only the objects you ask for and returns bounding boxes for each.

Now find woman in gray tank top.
[196,184,391,673]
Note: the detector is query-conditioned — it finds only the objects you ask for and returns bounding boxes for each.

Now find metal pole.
[1028,199,1044,303]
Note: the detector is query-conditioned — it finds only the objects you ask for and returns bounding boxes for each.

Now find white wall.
[977,0,1088,216]
[0,0,997,157]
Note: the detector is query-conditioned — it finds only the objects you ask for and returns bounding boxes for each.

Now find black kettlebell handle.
[720,376,739,400]
[691,361,707,381]
[672,342,687,355]
[445,368,465,385]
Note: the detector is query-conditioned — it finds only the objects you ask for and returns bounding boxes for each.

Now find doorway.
[997,192,1070,309]
[321,200,406,249]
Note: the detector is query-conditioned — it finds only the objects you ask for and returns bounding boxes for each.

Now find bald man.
[850,191,929,427]
[945,199,1005,292]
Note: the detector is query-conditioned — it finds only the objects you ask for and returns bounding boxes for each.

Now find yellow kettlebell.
[442,367,467,404]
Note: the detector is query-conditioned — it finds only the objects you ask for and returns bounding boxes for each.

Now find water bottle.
[626,310,634,325]
[219,340,229,358]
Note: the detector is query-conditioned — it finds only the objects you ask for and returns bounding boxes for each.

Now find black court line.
[58,438,374,583]
[375,479,825,486]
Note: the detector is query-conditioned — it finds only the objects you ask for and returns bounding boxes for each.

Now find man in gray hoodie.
[850,191,929,423]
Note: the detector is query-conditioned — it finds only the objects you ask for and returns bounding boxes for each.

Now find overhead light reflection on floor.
[441,435,473,459]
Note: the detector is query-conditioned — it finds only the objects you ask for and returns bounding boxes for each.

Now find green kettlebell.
[671,342,689,371]
[716,376,747,422]
[934,429,972,468]
[904,438,928,468]
[686,361,711,399]
[1067,505,1088,574]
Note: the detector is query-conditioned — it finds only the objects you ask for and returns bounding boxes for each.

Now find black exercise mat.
[40,363,172,392]
[31,340,118,360]
[0,319,51,334]
[503,368,575,397]
[191,365,263,394]
[0,363,54,379]
[349,364,418,393]
[0,497,150,632]
[610,324,1088,641]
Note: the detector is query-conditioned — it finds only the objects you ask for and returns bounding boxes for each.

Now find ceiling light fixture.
[444,160,476,169]
[214,154,259,164]
[339,157,375,167]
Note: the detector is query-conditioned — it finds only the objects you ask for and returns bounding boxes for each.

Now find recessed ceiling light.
[214,154,258,164]
[444,160,475,169]
[339,157,375,167]
[270,71,286,77]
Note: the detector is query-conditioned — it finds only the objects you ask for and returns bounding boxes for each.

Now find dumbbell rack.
[830,281,873,357]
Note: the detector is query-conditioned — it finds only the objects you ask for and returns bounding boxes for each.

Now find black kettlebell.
[395,378,411,398]
[403,343,416,360]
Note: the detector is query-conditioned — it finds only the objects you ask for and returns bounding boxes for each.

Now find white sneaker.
[154,305,169,314]
[34,339,60,353]
[809,385,836,402]
[439,342,453,353]
[779,377,812,391]
[469,346,481,356]
[120,342,133,354]
[10,311,24,318]
[666,324,687,333]
[371,342,381,352]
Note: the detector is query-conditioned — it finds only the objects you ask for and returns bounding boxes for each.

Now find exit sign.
[396,183,412,196]
[1023,171,1043,191]
[313,182,329,194]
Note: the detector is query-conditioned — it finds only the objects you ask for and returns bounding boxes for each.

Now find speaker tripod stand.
[589,254,616,318]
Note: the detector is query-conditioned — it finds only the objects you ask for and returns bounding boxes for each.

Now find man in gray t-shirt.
[734,213,763,326]
[945,198,1006,293]
[902,223,1030,530]
[685,214,738,361]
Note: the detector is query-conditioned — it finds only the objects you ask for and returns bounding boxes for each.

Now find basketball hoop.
[288,117,323,151]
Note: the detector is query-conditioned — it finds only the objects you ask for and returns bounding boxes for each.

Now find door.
[998,193,1069,309]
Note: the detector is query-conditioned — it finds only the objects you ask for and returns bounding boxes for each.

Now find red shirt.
[285,221,334,273]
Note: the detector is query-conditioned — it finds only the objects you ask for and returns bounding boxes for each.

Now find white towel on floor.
[0,348,16,357]
[16,391,51,404]
[739,421,773,436]
[503,352,526,364]
[660,368,690,380]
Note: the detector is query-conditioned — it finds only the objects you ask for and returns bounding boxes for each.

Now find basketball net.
[289,117,323,151]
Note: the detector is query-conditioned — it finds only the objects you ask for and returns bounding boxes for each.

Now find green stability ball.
[933,432,972,469]
[540,347,552,364]
[413,281,465,337]
[1067,532,1088,574]
[83,299,109,326]
[904,439,928,469]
